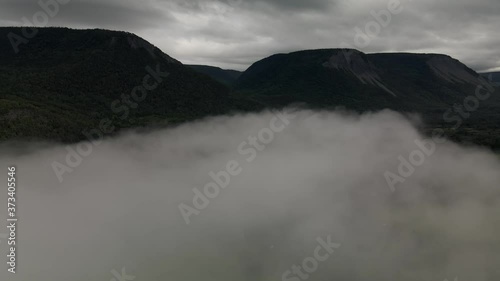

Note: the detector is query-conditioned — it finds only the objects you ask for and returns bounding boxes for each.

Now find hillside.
[233,49,500,149]
[188,65,242,86]
[0,27,256,142]
[481,71,500,83]
[234,49,499,116]
[1,28,499,149]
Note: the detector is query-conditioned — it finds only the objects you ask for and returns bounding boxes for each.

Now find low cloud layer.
[1,0,499,71]
[0,110,499,280]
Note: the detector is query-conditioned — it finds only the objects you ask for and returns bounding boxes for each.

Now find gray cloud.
[0,110,500,281]
[167,0,336,12]
[0,0,499,71]
[0,0,172,31]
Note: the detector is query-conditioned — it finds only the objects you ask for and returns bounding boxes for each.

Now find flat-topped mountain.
[0,27,255,142]
[234,49,498,116]
[231,49,500,148]
[1,28,499,148]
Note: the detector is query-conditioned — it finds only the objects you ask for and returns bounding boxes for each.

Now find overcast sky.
[1,0,499,71]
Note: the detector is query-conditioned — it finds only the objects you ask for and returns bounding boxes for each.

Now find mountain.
[481,71,500,83]
[0,27,256,142]
[234,49,499,118]
[233,49,500,149]
[188,65,242,86]
[1,28,499,148]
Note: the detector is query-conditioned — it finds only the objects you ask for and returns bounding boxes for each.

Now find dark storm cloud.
[0,0,499,71]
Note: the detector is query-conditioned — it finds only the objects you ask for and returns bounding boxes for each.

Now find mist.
[1,109,499,281]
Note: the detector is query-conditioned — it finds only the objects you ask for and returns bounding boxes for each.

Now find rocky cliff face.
[427,55,491,90]
[235,49,499,113]
[322,49,396,96]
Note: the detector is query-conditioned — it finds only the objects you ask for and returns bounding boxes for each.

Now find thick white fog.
[1,109,499,281]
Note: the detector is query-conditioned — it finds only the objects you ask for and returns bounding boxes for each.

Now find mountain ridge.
[1,27,499,148]
[188,65,242,86]
[0,27,257,142]
[234,48,497,111]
